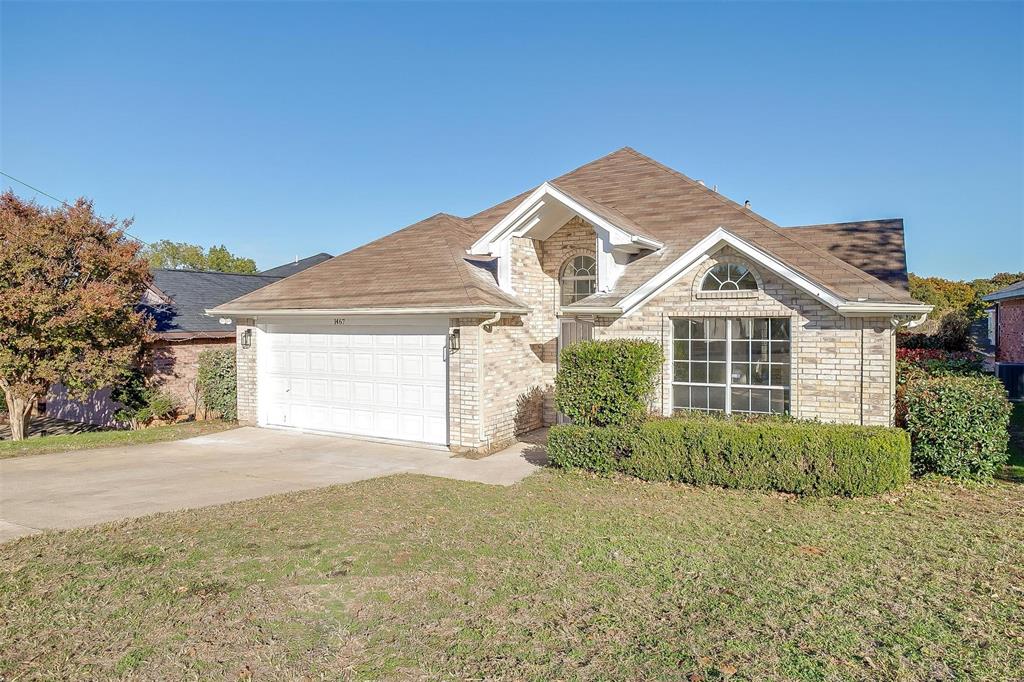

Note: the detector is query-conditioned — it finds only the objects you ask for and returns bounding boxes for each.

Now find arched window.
[560,255,597,305]
[701,263,758,292]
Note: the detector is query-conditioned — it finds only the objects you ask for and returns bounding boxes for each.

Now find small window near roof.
[701,263,758,291]
[560,255,597,305]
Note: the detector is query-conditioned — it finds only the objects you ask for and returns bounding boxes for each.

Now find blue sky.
[2,1,1021,279]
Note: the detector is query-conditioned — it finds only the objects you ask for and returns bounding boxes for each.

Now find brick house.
[982,279,1024,399]
[46,254,331,425]
[210,148,932,452]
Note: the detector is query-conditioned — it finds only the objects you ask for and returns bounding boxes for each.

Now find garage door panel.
[425,385,446,410]
[400,384,424,408]
[352,353,373,374]
[309,352,328,372]
[264,327,448,445]
[375,354,397,376]
[331,380,350,402]
[400,355,424,378]
[309,379,328,401]
[330,353,350,373]
[270,350,288,372]
[352,381,373,403]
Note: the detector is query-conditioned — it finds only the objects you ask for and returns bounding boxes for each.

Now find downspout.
[477,312,502,446]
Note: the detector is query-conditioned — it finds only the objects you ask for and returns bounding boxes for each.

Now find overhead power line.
[0,170,149,246]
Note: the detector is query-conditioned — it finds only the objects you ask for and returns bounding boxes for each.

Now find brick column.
[235,320,258,425]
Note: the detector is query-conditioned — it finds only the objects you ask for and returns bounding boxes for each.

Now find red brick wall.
[996,299,1024,363]
[149,338,235,416]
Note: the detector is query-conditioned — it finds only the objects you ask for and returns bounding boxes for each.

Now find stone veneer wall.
[235,320,258,425]
[995,298,1024,363]
[592,247,895,426]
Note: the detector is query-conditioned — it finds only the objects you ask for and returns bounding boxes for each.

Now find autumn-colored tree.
[141,239,257,273]
[0,191,152,440]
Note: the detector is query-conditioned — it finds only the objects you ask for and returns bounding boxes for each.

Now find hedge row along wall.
[549,416,911,497]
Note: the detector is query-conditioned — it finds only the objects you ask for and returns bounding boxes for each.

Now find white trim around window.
[670,316,792,415]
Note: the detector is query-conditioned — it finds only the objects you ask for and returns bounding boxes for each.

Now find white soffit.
[467,182,663,256]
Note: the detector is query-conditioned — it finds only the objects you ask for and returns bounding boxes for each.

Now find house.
[45,254,332,425]
[982,279,1024,399]
[209,148,931,452]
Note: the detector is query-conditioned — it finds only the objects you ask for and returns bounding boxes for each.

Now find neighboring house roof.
[212,147,925,317]
[982,279,1024,303]
[258,252,333,278]
[145,255,330,338]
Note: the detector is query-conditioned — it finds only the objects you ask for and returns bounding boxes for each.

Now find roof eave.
[982,289,1024,303]
[205,305,531,318]
[835,302,933,316]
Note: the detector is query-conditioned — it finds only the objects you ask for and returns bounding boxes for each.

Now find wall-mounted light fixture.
[449,329,460,352]
[240,328,253,349]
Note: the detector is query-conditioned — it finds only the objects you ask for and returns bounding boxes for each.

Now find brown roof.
[213,213,526,312]
[214,147,918,314]
[784,220,909,292]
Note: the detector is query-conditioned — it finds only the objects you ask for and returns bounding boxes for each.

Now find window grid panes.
[700,263,758,291]
[560,255,597,305]
[672,317,790,415]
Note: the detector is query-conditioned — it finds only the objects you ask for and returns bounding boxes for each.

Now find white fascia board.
[619,227,848,316]
[467,185,549,255]
[982,289,1024,303]
[836,303,933,316]
[205,306,530,317]
[467,182,664,256]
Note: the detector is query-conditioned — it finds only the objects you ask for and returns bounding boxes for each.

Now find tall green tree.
[0,191,152,440]
[142,240,257,273]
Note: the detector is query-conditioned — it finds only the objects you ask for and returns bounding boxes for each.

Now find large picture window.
[672,317,791,415]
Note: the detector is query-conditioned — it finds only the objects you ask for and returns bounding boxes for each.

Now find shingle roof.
[146,270,283,335]
[784,220,909,292]
[982,278,1024,302]
[259,253,332,278]
[213,213,527,312]
[214,147,920,315]
[145,255,330,336]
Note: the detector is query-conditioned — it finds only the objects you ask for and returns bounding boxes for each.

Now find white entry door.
[263,326,448,445]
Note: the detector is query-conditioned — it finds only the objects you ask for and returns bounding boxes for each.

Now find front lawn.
[0,420,236,459]
[1002,401,1024,482]
[2,470,1022,680]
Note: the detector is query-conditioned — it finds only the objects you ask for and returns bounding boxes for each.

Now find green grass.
[0,420,236,459]
[1001,401,1024,482]
[2,470,1021,680]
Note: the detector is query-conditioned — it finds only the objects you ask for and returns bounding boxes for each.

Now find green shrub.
[112,370,178,429]
[554,339,662,428]
[197,349,237,421]
[548,416,911,496]
[902,374,1011,480]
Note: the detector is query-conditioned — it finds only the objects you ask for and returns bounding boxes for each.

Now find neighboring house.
[46,254,331,426]
[982,279,1024,399]
[210,147,931,452]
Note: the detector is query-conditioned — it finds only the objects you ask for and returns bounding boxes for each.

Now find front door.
[557,318,593,423]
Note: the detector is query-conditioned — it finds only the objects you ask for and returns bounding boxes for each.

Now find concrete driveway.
[0,427,544,542]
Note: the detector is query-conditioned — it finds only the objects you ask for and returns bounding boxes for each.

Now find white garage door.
[263,327,448,445]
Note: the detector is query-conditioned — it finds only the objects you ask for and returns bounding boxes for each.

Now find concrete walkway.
[0,427,545,542]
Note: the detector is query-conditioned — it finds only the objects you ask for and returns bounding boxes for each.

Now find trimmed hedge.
[548,415,911,496]
[554,339,662,428]
[902,374,1011,480]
